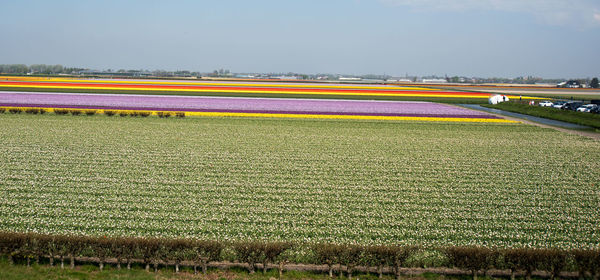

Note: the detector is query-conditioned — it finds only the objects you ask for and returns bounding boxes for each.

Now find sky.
[0,0,599,78]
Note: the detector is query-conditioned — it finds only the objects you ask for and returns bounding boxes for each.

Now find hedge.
[0,232,598,279]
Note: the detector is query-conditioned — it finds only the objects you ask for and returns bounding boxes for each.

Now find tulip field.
[0,76,482,98]
[1,112,599,249]
[0,76,540,103]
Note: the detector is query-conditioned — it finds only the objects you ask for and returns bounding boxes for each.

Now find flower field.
[0,76,539,101]
[0,113,598,249]
[0,92,516,123]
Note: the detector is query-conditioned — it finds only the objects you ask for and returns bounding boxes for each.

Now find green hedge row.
[1,107,48,114]
[1,232,599,279]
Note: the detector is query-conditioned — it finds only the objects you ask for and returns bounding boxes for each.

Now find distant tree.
[50,65,64,74]
[591,77,599,88]
[0,64,28,74]
[30,64,44,73]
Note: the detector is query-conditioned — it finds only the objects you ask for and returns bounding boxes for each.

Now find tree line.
[0,64,85,75]
[1,232,599,279]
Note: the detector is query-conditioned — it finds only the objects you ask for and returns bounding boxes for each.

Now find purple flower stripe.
[0,92,501,119]
[0,102,500,119]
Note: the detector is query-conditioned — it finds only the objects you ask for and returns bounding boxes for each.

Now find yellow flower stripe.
[1,106,520,123]
[184,111,520,123]
[0,83,498,98]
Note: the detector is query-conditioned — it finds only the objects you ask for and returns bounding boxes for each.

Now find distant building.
[387,78,412,82]
[421,79,447,83]
[362,79,385,83]
[489,94,509,105]
[77,70,152,77]
[275,76,298,80]
[557,80,582,88]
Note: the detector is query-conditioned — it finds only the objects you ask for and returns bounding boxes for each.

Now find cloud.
[380,0,600,27]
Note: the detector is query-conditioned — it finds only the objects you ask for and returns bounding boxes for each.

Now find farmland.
[0,76,538,103]
[1,113,598,249]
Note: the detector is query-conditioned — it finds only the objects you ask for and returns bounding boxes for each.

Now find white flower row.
[0,115,598,249]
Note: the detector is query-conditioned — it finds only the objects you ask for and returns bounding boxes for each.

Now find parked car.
[552,101,567,109]
[576,104,598,113]
[539,101,553,107]
[563,101,583,111]
[591,106,600,114]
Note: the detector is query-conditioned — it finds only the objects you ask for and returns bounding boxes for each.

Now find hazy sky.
[1,0,599,78]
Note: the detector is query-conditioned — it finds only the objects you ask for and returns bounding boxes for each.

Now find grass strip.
[482,102,600,129]
[0,257,437,280]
